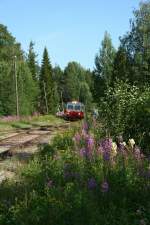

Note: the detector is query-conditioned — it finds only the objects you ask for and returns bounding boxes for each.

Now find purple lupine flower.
[99,138,112,161]
[80,148,91,159]
[87,178,97,190]
[87,136,94,150]
[80,148,87,156]
[100,138,112,152]
[103,151,110,161]
[47,180,53,188]
[118,143,125,151]
[81,129,88,140]
[134,146,141,160]
[101,181,109,193]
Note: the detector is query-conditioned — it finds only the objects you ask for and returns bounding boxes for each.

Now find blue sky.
[0,0,140,69]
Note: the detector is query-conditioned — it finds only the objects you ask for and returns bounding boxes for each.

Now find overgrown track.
[0,123,70,159]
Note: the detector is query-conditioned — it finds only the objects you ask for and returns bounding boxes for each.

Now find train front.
[64,101,84,120]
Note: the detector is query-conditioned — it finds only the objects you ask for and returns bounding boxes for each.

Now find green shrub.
[52,132,74,150]
[98,81,150,152]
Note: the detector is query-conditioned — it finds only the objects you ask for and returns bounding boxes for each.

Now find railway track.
[0,122,71,182]
[0,122,70,159]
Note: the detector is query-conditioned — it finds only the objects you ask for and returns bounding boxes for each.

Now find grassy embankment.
[0,115,64,131]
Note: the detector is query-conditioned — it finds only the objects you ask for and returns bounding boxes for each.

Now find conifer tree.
[95,31,116,86]
[94,32,116,101]
[39,48,58,114]
[27,41,39,111]
[120,1,150,85]
[27,41,38,81]
[0,24,38,115]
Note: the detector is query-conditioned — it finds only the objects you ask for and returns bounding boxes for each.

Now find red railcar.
[64,101,84,120]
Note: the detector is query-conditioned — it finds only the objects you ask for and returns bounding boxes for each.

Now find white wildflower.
[123,142,126,146]
[111,142,117,157]
[128,139,135,148]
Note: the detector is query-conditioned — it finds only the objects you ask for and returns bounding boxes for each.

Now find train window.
[67,104,73,110]
[74,105,81,111]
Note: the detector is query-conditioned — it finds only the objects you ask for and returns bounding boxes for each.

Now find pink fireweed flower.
[99,138,112,161]
[87,136,94,150]
[100,138,112,152]
[101,181,109,193]
[80,148,91,159]
[118,142,126,151]
[81,129,89,140]
[134,146,142,160]
[82,121,89,131]
[103,151,111,161]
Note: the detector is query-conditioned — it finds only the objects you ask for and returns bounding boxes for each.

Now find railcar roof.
[67,101,83,105]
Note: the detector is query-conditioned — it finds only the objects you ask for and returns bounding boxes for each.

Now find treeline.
[0,26,93,116]
[93,1,150,151]
[0,1,150,118]
[93,2,150,101]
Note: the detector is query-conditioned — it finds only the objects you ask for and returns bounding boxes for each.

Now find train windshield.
[74,105,81,111]
[66,102,84,111]
[67,104,74,110]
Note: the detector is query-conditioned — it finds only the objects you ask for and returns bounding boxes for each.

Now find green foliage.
[0,25,39,116]
[94,31,116,101]
[98,80,150,152]
[27,41,38,81]
[0,61,37,115]
[52,132,74,150]
[0,61,16,115]
[27,41,39,111]
[52,65,64,110]
[17,62,38,115]
[79,82,92,108]
[39,48,59,114]
[0,24,23,61]
[63,62,82,102]
[63,62,93,108]
[120,1,150,86]
[112,46,132,83]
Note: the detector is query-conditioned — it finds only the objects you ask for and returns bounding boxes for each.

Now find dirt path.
[0,122,71,183]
